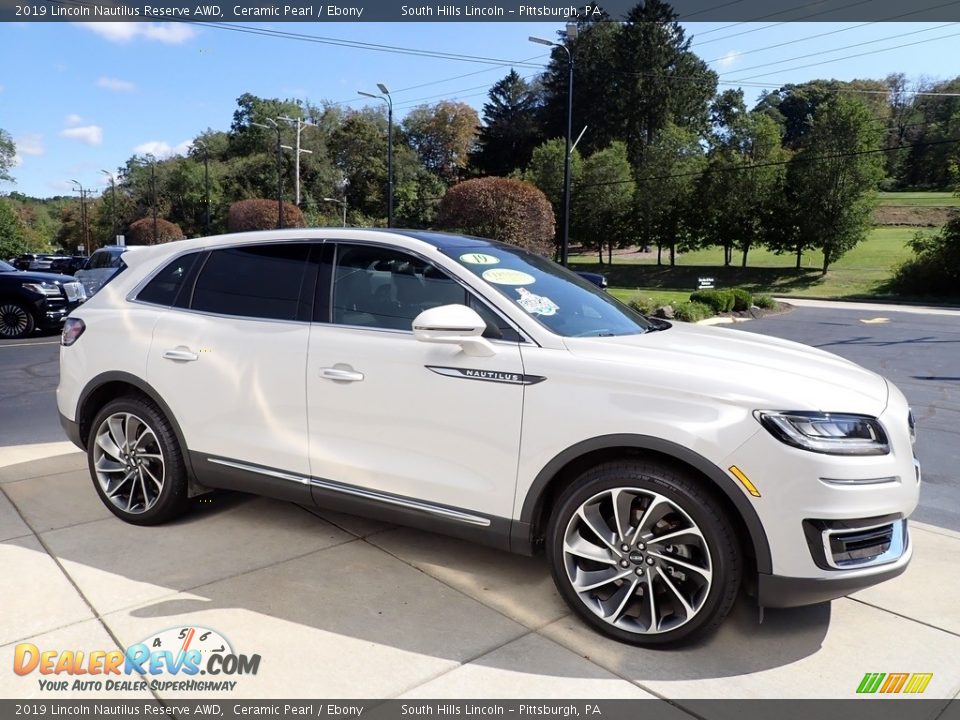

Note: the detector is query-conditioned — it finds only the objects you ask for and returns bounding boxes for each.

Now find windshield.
[446,245,652,337]
[0,260,15,272]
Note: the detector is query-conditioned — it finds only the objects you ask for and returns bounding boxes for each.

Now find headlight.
[22,281,61,296]
[754,411,889,456]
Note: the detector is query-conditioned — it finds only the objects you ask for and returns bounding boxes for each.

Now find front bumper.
[758,528,911,607]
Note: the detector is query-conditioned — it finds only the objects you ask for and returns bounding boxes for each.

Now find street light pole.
[100,170,117,243]
[358,84,393,228]
[69,180,90,255]
[252,119,284,229]
[150,160,158,245]
[194,141,211,235]
[321,197,347,227]
[530,25,577,266]
[277,116,317,207]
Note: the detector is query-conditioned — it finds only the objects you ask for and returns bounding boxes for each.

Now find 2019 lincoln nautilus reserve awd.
[57,229,920,645]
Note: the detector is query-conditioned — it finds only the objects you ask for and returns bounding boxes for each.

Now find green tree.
[633,123,705,266]
[523,138,582,240]
[573,142,634,264]
[781,96,884,273]
[403,101,479,184]
[0,129,15,184]
[473,70,543,176]
[0,199,27,258]
[695,92,788,266]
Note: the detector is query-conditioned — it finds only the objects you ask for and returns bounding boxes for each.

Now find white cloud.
[77,22,197,45]
[716,50,741,70]
[65,114,84,127]
[97,76,136,92]
[15,134,44,157]
[60,125,104,146]
[133,139,192,159]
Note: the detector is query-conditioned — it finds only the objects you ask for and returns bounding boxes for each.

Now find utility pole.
[322,197,347,227]
[252,119,284,228]
[100,170,118,243]
[194,141,211,235]
[69,180,90,255]
[277,116,317,207]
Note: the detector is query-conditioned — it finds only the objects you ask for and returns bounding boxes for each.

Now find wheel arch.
[513,434,772,575]
[75,371,197,484]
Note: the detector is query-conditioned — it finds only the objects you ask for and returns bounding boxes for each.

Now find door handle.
[163,349,199,362]
[320,367,364,382]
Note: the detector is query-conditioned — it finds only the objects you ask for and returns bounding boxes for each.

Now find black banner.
[5,0,960,22]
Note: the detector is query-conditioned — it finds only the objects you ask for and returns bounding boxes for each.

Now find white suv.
[57,229,919,645]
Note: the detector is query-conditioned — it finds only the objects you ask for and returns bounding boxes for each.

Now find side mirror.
[412,305,495,357]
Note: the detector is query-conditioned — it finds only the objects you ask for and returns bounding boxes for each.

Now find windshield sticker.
[459,252,500,265]
[516,287,559,316]
[482,268,536,286]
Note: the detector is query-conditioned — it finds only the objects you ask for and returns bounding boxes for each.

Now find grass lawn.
[877,191,959,207]
[573,227,938,301]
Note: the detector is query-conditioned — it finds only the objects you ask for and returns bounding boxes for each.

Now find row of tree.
[2,0,959,271]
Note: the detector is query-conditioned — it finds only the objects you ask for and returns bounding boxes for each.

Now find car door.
[306,242,527,537]
[146,242,316,501]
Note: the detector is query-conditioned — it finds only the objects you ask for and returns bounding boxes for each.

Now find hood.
[2,270,77,284]
[563,321,889,416]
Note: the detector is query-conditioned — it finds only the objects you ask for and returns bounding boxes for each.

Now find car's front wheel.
[0,301,35,339]
[87,396,189,525]
[546,460,742,646]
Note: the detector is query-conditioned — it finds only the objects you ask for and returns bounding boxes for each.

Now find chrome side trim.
[821,519,907,570]
[205,457,491,527]
[309,477,491,527]
[208,458,311,485]
[819,475,900,486]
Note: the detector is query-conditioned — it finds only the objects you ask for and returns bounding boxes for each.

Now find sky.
[1,19,958,198]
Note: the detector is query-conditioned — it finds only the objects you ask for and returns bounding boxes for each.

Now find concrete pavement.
[1,449,959,705]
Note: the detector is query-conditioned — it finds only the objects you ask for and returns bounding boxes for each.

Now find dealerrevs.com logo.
[856,672,933,694]
[13,626,260,693]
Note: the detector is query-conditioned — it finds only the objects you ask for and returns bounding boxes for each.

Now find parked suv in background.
[0,259,86,338]
[74,246,128,297]
[57,229,919,645]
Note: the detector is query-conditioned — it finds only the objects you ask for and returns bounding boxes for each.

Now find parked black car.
[0,260,87,339]
[574,271,608,290]
[48,255,88,276]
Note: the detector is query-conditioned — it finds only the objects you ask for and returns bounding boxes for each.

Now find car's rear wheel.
[546,460,741,646]
[87,396,189,525]
[0,301,35,339]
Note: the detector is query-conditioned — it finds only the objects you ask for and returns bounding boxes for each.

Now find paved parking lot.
[1,303,959,705]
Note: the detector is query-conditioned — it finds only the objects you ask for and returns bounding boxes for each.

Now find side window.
[329,244,519,340]
[191,244,310,321]
[87,251,109,270]
[136,253,200,307]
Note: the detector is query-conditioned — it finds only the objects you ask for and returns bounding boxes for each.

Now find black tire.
[87,394,189,526]
[546,460,742,646]
[0,301,36,339]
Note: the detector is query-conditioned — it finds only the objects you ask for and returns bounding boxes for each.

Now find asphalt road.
[1,305,957,530]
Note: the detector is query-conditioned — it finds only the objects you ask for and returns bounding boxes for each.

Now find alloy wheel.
[562,487,713,635]
[0,303,30,338]
[92,412,166,514]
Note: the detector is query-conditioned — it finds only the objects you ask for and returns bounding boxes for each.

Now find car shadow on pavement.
[3,458,831,684]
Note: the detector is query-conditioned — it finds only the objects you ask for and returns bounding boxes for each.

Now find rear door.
[146,242,317,499]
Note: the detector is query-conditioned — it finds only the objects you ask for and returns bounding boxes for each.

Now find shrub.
[227,199,305,233]
[672,301,714,322]
[126,218,185,245]
[437,176,555,256]
[891,221,960,298]
[730,288,753,311]
[753,294,776,309]
[627,295,658,316]
[689,289,734,313]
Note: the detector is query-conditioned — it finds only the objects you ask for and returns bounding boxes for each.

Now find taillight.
[61,318,85,346]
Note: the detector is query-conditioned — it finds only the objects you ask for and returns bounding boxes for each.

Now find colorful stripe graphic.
[857,672,933,694]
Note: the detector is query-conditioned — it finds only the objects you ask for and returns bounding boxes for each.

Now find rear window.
[137,253,201,306]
